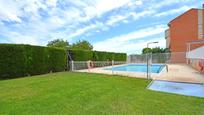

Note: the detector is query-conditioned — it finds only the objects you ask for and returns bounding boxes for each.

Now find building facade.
[165,8,204,52]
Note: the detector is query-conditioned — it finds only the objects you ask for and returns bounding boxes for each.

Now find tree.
[152,47,164,53]
[70,40,93,50]
[142,48,152,54]
[47,39,69,49]
[163,48,171,53]
[142,47,170,54]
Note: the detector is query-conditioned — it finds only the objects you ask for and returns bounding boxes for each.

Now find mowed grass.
[0,72,204,115]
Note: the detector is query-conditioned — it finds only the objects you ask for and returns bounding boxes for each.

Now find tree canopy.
[47,39,93,50]
[70,40,93,50]
[47,39,69,49]
[142,47,170,54]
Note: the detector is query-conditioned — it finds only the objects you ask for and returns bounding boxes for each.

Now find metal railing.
[68,52,204,84]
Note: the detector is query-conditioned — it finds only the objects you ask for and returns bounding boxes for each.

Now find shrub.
[69,50,93,61]
[48,48,67,72]
[69,49,127,61]
[93,51,114,61]
[0,44,27,78]
[68,50,126,61]
[93,51,127,61]
[113,53,127,61]
[0,44,67,79]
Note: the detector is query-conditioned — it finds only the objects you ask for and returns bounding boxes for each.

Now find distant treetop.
[47,39,93,50]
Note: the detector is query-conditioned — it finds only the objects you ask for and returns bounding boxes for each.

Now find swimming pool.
[148,80,204,98]
[104,64,165,73]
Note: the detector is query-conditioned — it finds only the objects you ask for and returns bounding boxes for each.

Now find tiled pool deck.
[76,64,204,83]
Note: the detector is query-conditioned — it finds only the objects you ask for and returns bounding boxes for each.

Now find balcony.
[165,29,169,39]
[165,29,170,48]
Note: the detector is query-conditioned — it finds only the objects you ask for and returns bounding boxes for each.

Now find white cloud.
[94,0,131,17]
[46,0,58,7]
[106,15,128,26]
[0,0,22,22]
[69,24,98,38]
[94,37,166,54]
[0,0,200,53]
[155,6,191,17]
[7,32,39,45]
[131,10,155,20]
[151,0,191,9]
[93,24,167,54]
[0,0,143,44]
[105,9,156,27]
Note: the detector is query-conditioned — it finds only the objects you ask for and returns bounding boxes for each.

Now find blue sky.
[0,0,203,54]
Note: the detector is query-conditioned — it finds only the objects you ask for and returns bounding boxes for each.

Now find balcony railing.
[165,29,169,39]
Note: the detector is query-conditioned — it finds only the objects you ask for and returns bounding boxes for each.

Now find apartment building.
[165,8,204,52]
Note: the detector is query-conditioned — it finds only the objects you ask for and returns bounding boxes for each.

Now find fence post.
[71,61,74,71]
[149,53,152,79]
[146,53,149,79]
[146,53,152,80]
[112,60,114,75]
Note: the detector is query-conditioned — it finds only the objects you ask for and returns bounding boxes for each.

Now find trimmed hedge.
[0,44,126,78]
[0,44,67,79]
[93,51,114,61]
[69,50,93,61]
[113,53,127,61]
[69,50,126,61]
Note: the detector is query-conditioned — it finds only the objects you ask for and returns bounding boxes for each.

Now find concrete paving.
[76,64,204,83]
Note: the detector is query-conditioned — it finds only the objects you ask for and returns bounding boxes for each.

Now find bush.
[69,50,93,61]
[48,48,67,72]
[93,51,126,61]
[93,51,114,61]
[0,44,126,79]
[113,53,127,61]
[0,44,27,78]
[68,50,126,61]
[0,44,67,79]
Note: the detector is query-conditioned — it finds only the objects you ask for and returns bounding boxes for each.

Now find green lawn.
[0,72,203,115]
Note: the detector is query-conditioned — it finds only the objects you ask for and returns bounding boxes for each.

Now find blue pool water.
[148,80,204,98]
[104,64,165,73]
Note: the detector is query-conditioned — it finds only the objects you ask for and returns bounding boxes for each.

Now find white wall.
[186,46,204,59]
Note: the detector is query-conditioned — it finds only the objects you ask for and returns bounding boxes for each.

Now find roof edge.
[168,8,202,25]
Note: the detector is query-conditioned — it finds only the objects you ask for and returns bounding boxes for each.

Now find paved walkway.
[76,64,204,83]
[154,64,204,83]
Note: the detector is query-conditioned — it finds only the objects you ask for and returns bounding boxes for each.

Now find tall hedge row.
[69,50,126,61]
[69,50,93,61]
[0,44,126,79]
[0,44,67,79]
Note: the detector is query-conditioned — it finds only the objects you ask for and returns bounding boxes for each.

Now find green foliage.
[0,44,67,79]
[69,50,126,61]
[114,53,127,61]
[48,48,67,72]
[70,40,93,50]
[152,47,163,53]
[142,48,152,54]
[47,39,69,49]
[93,51,127,61]
[93,51,114,61]
[25,45,49,75]
[142,47,170,54]
[0,44,27,78]
[164,48,171,53]
[69,50,93,61]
